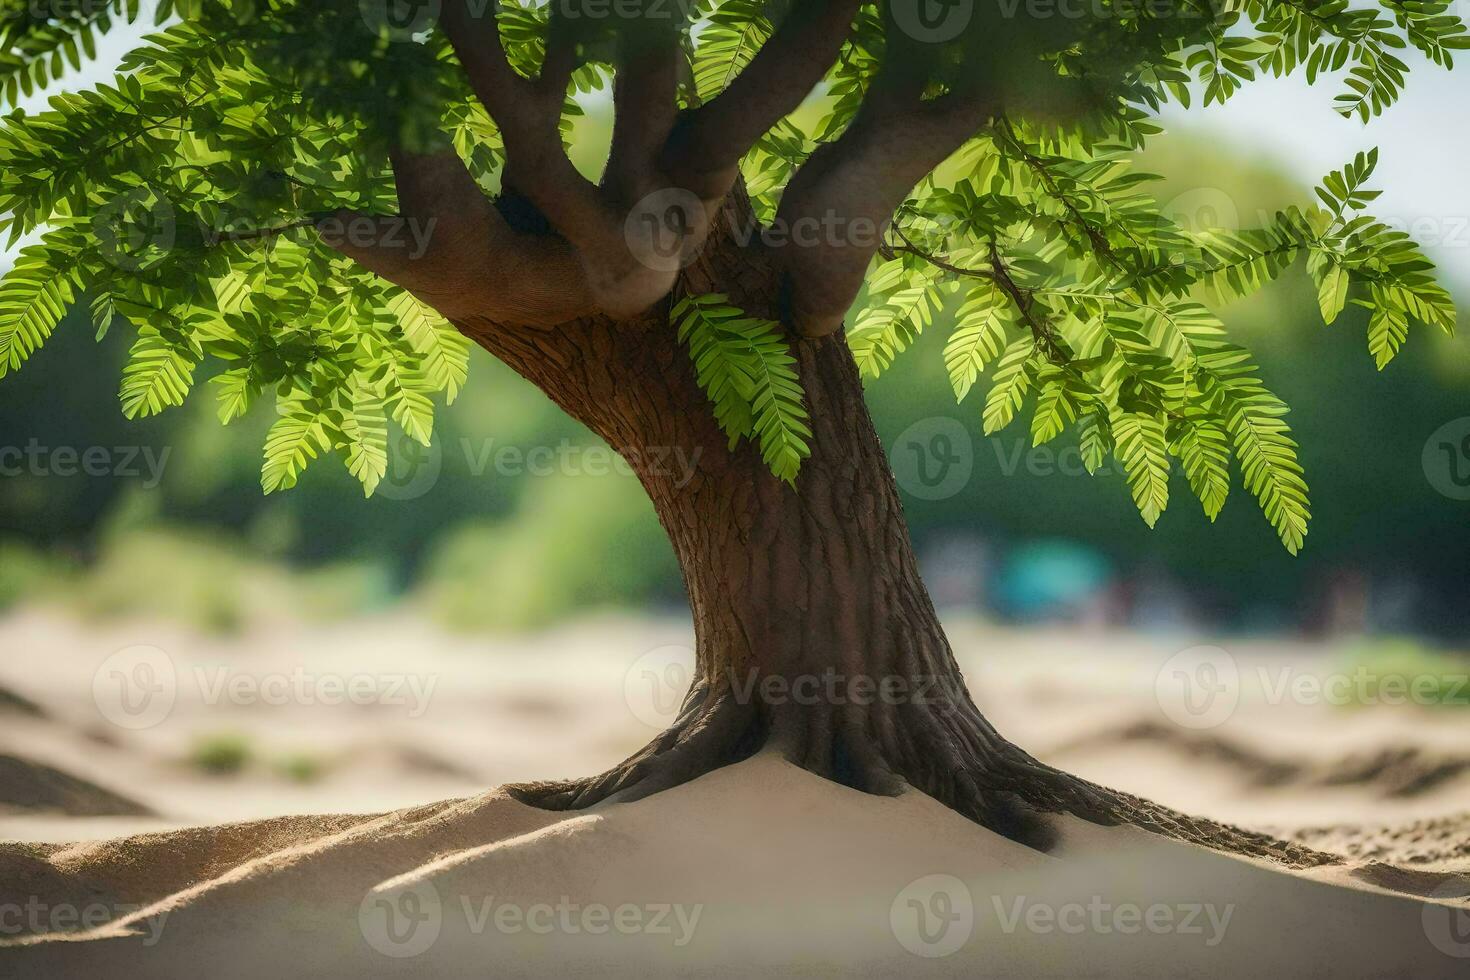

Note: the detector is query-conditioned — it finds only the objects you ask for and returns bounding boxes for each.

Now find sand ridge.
[3,755,1469,979]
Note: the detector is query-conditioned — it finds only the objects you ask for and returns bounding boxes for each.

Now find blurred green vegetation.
[188,731,252,776]
[1337,638,1470,708]
[0,131,1467,635]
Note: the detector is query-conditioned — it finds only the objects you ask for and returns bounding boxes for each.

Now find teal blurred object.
[995,541,1112,620]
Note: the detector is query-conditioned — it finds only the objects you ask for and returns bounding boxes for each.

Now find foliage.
[674,292,810,484]
[421,473,682,631]
[0,0,1463,553]
[188,730,252,775]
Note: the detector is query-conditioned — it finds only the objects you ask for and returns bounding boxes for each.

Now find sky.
[8,11,1470,285]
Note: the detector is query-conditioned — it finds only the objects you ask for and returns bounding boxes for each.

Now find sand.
[2,609,1469,976]
[1,754,1468,977]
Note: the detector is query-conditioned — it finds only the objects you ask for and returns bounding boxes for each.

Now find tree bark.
[448,190,1330,865]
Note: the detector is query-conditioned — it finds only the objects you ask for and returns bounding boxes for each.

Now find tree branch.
[438,0,610,253]
[662,0,861,201]
[774,83,995,337]
[603,28,681,202]
[319,149,594,327]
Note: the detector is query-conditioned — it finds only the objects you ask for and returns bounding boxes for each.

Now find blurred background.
[1,15,1468,861]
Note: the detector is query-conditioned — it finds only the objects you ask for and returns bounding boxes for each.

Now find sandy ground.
[1,607,1469,976]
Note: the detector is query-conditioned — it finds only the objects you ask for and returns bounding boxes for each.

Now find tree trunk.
[452,191,1328,864]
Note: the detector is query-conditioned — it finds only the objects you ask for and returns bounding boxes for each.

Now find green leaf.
[1213,374,1310,554]
[675,294,811,484]
[982,336,1036,435]
[1313,257,1349,325]
[342,384,389,497]
[1367,305,1409,370]
[0,246,76,379]
[1111,408,1171,527]
[943,287,1010,401]
[211,366,254,424]
[387,290,470,402]
[1174,419,1231,520]
[119,332,197,419]
[1078,408,1112,475]
[261,406,326,494]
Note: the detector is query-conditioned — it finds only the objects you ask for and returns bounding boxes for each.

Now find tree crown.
[0,0,1464,551]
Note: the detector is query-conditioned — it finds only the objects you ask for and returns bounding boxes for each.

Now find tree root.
[505,680,1340,870]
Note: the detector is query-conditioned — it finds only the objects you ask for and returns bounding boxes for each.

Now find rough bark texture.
[448,191,1334,867]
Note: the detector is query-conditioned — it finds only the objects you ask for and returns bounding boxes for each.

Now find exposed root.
[506,681,761,810]
[506,679,1341,870]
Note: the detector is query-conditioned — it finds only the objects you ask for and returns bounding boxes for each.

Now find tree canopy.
[0,0,1464,552]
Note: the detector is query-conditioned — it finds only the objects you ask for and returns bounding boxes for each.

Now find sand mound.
[0,754,153,818]
[1286,811,1470,869]
[4,754,1469,978]
[1055,720,1470,798]
[0,684,45,719]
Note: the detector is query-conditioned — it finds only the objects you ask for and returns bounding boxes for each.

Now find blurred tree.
[0,0,1464,854]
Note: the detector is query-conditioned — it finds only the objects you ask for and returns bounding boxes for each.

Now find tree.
[0,0,1463,854]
